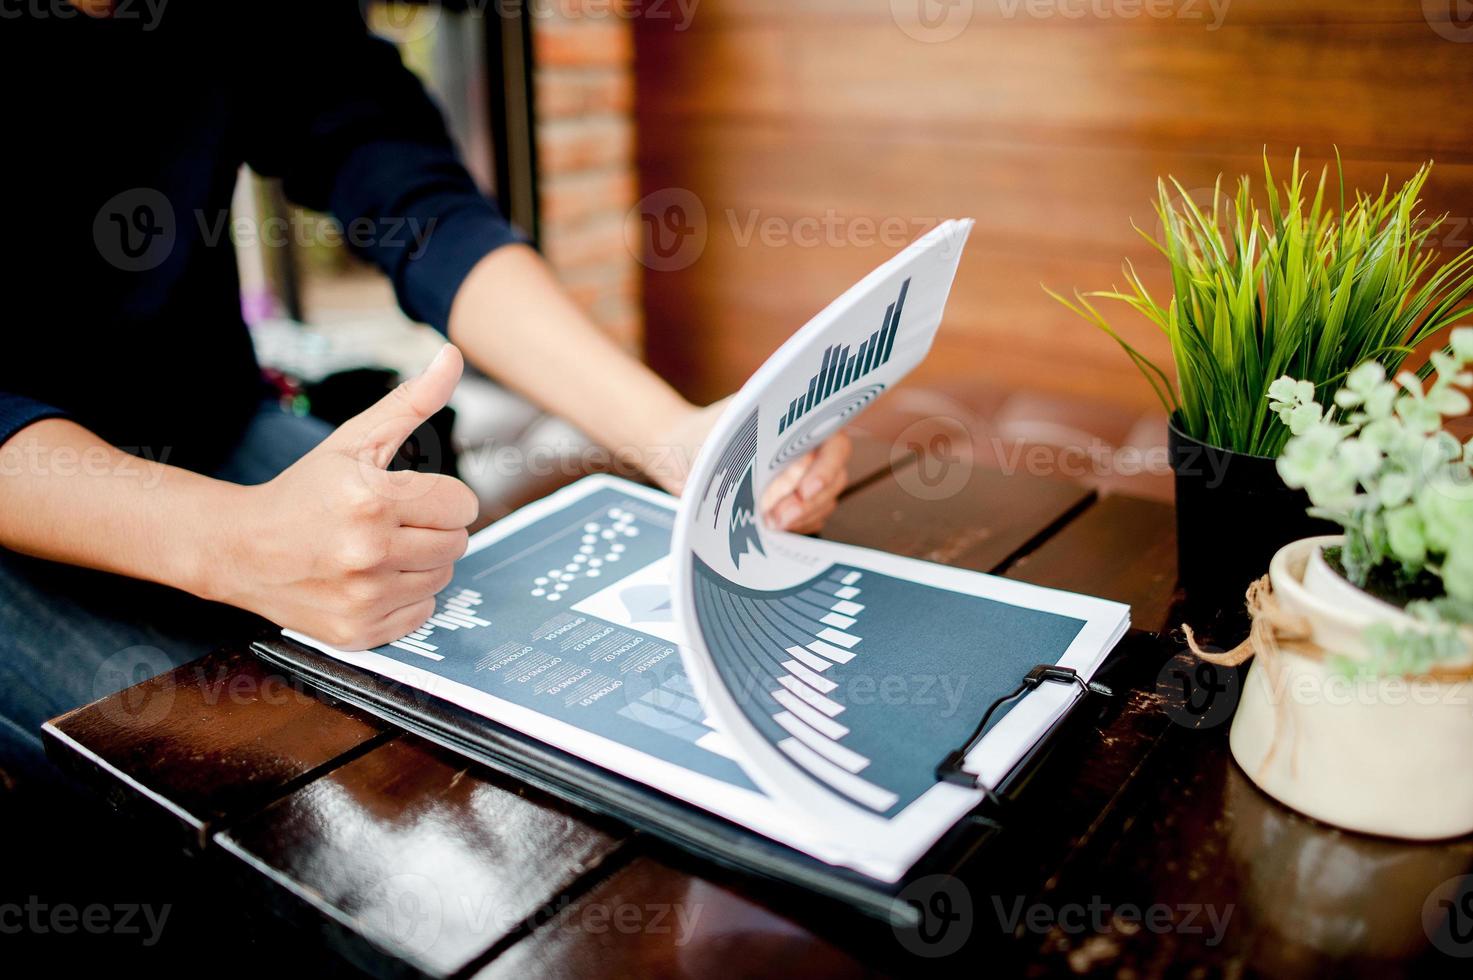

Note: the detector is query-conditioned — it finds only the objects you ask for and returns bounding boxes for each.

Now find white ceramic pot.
[1227,535,1473,839]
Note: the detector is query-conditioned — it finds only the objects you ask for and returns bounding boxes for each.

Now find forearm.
[447,245,694,462]
[0,418,235,597]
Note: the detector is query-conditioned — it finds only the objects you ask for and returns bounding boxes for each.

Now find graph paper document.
[288,221,1129,881]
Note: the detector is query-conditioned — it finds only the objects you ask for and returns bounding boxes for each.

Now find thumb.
[326,344,463,468]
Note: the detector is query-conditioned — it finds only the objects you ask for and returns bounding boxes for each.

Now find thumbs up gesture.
[209,345,479,650]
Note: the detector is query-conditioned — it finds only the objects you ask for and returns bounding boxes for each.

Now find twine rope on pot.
[1181,576,1473,778]
[1182,576,1311,776]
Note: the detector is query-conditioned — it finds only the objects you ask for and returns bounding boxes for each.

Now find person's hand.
[759,434,851,534]
[648,399,852,534]
[206,345,478,650]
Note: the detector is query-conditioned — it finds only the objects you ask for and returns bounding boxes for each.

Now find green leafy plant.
[1048,152,1473,456]
[1270,335,1473,672]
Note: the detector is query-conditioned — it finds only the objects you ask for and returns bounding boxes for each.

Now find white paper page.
[284,220,1129,883]
[669,219,1131,878]
[286,475,825,856]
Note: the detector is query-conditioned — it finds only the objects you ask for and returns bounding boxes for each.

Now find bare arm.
[0,417,235,594]
[0,348,479,650]
[447,244,852,531]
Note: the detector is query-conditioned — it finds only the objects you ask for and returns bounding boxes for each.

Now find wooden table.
[40,441,1473,978]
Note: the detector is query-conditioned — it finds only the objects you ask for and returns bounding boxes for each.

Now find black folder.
[250,629,1132,927]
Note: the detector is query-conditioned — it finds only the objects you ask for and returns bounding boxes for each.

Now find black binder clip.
[935,665,1114,793]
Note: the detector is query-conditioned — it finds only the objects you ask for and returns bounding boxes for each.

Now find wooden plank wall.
[633,0,1473,411]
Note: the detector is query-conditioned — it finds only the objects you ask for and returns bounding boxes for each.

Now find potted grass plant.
[1049,153,1473,602]
[1199,344,1473,839]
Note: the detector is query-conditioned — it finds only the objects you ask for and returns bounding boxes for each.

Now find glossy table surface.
[43,439,1473,978]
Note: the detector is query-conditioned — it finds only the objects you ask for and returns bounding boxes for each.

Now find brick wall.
[533,7,642,351]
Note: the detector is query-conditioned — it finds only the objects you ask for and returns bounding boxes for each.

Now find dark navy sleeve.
[0,393,67,448]
[241,3,522,334]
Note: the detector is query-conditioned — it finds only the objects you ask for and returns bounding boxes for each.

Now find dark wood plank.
[842,429,906,494]
[1015,719,1473,978]
[473,855,876,980]
[1003,493,1179,632]
[823,464,1095,572]
[216,734,628,979]
[41,645,388,850]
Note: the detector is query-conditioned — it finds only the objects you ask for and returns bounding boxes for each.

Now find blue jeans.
[0,400,332,785]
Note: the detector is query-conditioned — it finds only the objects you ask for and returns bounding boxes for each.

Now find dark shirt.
[0,3,518,469]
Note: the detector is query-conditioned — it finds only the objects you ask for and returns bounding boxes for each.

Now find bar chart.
[692,559,900,813]
[389,588,490,660]
[777,277,909,437]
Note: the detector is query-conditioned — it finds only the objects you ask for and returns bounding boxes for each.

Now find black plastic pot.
[1168,415,1335,608]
